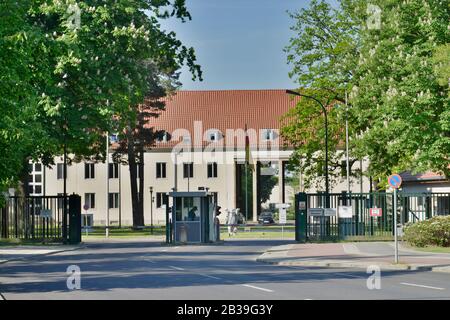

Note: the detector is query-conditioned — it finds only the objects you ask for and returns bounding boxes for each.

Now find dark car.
[258,212,275,224]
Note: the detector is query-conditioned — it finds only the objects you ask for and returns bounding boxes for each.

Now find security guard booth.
[166,191,217,244]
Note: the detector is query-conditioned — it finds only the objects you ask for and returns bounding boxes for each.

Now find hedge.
[403,215,450,247]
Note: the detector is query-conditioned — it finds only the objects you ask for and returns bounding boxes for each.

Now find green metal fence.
[298,192,450,241]
[0,195,82,244]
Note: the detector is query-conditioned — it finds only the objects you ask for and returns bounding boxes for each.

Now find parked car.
[258,212,275,224]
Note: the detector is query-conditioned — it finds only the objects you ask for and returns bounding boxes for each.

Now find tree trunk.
[138,150,145,225]
[127,131,144,228]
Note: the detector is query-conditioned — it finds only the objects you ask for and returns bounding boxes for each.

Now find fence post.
[425,196,432,219]
[295,193,308,243]
[68,194,82,244]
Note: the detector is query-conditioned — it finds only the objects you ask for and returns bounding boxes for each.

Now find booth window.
[183,163,194,178]
[156,162,167,178]
[156,192,169,208]
[176,197,201,222]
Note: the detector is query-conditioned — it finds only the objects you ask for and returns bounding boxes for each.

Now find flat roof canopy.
[168,191,210,198]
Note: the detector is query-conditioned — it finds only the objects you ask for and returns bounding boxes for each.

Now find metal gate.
[0,194,82,244]
[295,192,450,242]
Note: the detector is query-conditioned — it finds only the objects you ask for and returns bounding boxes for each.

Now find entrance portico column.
[252,160,261,222]
[278,160,285,204]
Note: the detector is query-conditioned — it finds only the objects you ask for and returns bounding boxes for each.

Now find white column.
[278,160,284,204]
[252,160,258,222]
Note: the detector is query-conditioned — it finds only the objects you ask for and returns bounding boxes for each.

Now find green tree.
[283,0,450,190]
[0,0,56,198]
[350,0,450,183]
[282,0,364,190]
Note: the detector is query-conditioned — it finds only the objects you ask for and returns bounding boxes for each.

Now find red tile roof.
[146,90,300,149]
[400,171,448,183]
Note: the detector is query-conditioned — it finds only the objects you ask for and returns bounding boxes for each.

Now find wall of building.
[39,151,376,226]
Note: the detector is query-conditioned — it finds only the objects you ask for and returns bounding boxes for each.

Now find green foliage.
[403,216,450,247]
[283,0,450,189]
[0,0,201,202]
[283,0,364,189]
[351,0,450,183]
[432,44,450,94]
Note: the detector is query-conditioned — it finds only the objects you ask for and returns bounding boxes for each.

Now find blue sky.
[160,0,311,90]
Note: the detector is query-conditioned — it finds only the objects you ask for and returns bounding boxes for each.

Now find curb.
[0,244,86,265]
[256,252,450,273]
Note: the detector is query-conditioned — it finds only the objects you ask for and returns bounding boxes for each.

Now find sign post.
[276,203,290,240]
[388,174,402,264]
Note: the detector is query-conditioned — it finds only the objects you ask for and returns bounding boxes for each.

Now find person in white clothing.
[226,209,238,236]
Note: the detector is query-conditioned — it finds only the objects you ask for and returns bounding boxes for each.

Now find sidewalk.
[0,245,83,264]
[257,242,450,273]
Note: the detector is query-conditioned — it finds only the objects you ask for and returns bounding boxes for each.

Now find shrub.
[403,216,450,247]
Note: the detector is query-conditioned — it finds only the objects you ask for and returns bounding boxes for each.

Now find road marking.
[241,284,274,293]
[334,273,364,279]
[168,266,185,271]
[400,282,445,291]
[200,274,222,280]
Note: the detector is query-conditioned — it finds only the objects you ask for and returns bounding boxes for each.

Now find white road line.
[241,284,274,293]
[400,282,445,291]
[168,266,185,271]
[200,274,222,280]
[334,273,365,279]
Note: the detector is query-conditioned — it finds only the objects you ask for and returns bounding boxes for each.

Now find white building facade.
[30,90,375,226]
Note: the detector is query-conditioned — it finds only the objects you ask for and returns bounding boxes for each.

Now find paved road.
[0,239,449,300]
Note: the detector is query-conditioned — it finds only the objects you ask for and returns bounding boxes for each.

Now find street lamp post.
[286,90,330,205]
[149,186,154,234]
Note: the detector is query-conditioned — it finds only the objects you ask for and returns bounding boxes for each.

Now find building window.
[85,193,95,209]
[261,129,275,141]
[156,162,167,178]
[109,163,119,179]
[157,132,170,142]
[85,163,95,179]
[183,162,194,178]
[341,160,352,177]
[109,193,119,209]
[207,162,218,178]
[156,192,169,208]
[57,163,65,180]
[207,130,220,142]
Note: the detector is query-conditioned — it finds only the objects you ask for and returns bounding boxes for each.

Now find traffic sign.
[369,207,382,217]
[338,206,353,218]
[83,204,89,211]
[388,174,402,189]
[308,208,324,216]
